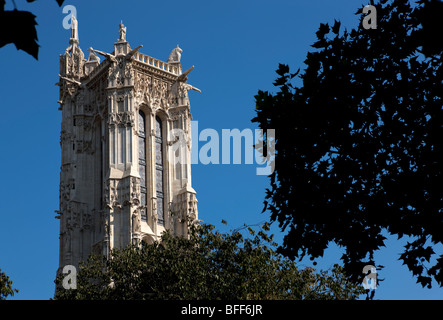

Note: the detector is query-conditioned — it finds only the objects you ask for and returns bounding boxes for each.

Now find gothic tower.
[56,18,199,269]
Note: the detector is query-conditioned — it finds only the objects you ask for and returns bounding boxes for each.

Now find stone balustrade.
[134,52,180,75]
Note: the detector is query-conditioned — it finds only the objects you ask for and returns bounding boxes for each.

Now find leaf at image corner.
[0,10,39,60]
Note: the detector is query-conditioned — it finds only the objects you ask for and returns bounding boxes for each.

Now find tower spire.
[61,14,85,79]
[69,15,79,47]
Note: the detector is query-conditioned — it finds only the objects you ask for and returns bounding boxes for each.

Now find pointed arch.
[142,235,155,246]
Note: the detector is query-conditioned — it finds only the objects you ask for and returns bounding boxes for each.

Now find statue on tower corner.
[167,45,182,63]
[118,21,127,42]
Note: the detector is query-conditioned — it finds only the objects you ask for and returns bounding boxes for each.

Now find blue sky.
[0,0,441,300]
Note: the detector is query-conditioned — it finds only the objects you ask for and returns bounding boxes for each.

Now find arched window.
[155,116,164,225]
[142,235,154,248]
[138,110,147,221]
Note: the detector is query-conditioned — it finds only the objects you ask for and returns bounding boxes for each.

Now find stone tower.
[56,18,199,269]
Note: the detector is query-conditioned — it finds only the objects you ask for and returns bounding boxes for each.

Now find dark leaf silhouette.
[413,0,443,56]
[332,20,341,35]
[0,0,65,60]
[316,23,329,40]
[0,10,39,59]
[253,0,443,296]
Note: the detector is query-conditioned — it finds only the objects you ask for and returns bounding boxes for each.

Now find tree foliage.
[0,0,65,60]
[0,268,19,300]
[252,0,442,289]
[54,222,364,300]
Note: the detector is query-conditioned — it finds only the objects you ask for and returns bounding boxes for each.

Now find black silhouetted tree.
[0,0,65,60]
[54,222,364,300]
[252,0,442,292]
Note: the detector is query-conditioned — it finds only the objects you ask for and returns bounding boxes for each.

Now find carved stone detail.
[130,177,141,206]
[104,180,122,209]
[167,45,182,63]
[108,110,135,127]
[132,211,141,233]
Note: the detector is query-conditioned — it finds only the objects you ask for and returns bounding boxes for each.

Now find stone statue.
[167,45,182,63]
[132,211,141,233]
[70,15,78,41]
[119,22,126,42]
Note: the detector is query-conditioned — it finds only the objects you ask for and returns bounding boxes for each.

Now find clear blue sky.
[0,0,441,300]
